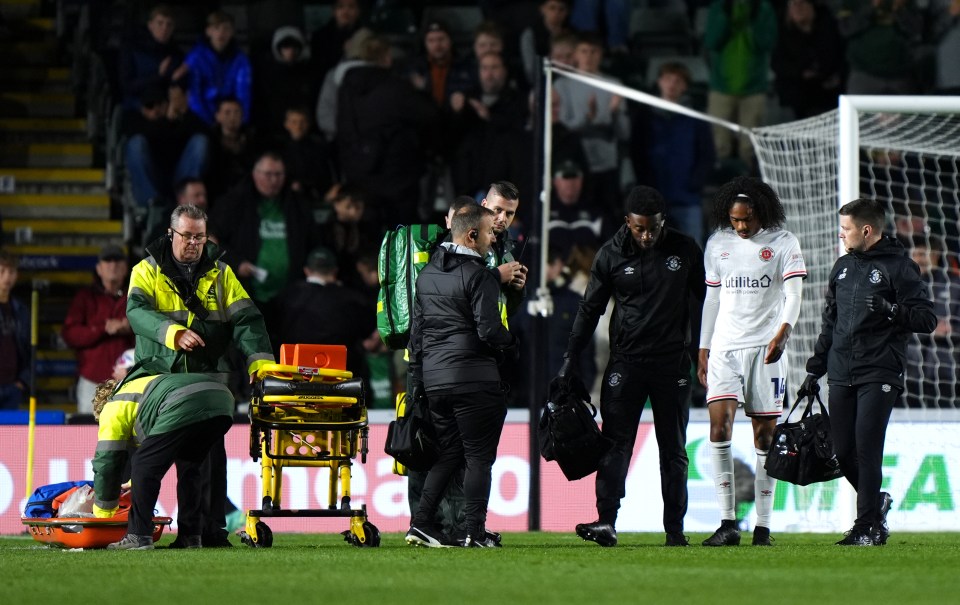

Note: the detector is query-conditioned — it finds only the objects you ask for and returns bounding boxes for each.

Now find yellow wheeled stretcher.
[239,343,379,548]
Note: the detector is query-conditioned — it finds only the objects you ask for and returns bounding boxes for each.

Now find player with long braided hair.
[698,176,806,547]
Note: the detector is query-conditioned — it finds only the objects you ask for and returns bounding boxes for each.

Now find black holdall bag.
[538,376,614,481]
[384,391,439,472]
[765,392,843,486]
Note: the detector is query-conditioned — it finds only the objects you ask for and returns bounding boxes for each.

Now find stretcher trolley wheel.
[341,517,381,547]
[249,424,262,461]
[360,522,381,547]
[240,521,274,548]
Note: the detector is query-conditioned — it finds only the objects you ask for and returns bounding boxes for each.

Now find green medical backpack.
[376,224,447,349]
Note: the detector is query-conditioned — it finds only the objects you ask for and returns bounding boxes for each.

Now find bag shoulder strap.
[782,395,805,423]
[794,392,829,420]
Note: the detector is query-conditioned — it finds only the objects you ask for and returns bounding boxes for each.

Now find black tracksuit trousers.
[828,383,898,530]
[596,355,690,534]
[413,384,507,538]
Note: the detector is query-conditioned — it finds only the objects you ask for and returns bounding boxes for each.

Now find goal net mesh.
[542,63,958,411]
[753,110,960,410]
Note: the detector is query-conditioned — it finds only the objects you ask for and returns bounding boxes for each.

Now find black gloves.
[408,371,426,405]
[866,294,899,321]
[408,384,425,405]
[553,353,590,403]
[558,353,579,379]
[796,374,820,400]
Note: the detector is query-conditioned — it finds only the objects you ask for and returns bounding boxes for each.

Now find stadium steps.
[0,167,106,194]
[0,142,92,167]
[0,193,110,219]
[0,0,41,22]
[0,0,122,417]
[0,118,90,144]
[5,66,72,92]
[2,218,123,247]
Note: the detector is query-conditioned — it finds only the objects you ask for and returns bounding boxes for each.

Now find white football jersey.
[703,228,806,351]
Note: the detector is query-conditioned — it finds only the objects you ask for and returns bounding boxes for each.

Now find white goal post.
[539,60,960,415]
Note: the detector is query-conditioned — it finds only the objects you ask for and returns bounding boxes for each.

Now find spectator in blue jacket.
[185,10,253,126]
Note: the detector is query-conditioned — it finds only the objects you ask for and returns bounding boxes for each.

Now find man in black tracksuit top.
[560,186,706,547]
[405,203,517,548]
[799,198,935,546]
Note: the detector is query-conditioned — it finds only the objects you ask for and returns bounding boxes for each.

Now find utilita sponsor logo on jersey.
[723,274,773,289]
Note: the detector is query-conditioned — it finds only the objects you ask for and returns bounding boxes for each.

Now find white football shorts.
[705,346,786,417]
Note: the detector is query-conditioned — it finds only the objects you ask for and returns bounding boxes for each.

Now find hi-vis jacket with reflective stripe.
[127,238,274,381]
[92,373,235,511]
[485,234,524,328]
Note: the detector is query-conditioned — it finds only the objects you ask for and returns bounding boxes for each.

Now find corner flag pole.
[25,287,39,497]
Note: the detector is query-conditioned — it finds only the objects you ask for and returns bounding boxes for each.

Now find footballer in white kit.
[697,177,806,548]
[702,228,807,412]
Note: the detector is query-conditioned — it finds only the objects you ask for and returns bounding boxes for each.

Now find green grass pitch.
[2,531,959,604]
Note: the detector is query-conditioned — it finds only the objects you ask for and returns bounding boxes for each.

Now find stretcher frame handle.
[256,363,353,381]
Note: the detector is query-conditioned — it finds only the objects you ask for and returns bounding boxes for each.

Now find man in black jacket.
[208,151,318,353]
[336,34,439,229]
[278,247,376,384]
[800,198,936,546]
[559,186,706,547]
[405,203,517,548]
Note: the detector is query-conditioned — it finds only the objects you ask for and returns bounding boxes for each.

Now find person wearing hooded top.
[252,25,318,137]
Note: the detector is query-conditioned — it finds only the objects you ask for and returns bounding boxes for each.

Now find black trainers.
[450,528,502,548]
[664,532,689,546]
[873,492,893,545]
[201,532,233,548]
[107,533,154,550]
[405,525,450,548]
[752,526,774,546]
[462,533,500,548]
[167,535,202,549]
[575,521,617,547]
[836,527,874,546]
[702,521,741,546]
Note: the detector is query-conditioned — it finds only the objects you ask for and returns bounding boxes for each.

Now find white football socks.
[755,448,775,529]
[710,440,735,521]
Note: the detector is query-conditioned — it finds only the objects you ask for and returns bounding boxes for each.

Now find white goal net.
[539,65,959,411]
[753,101,960,411]
[540,64,960,529]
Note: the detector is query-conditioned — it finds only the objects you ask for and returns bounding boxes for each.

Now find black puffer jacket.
[410,243,516,391]
[807,236,936,387]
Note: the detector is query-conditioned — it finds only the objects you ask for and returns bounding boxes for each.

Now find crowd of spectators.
[39,0,960,409]
[104,0,960,245]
